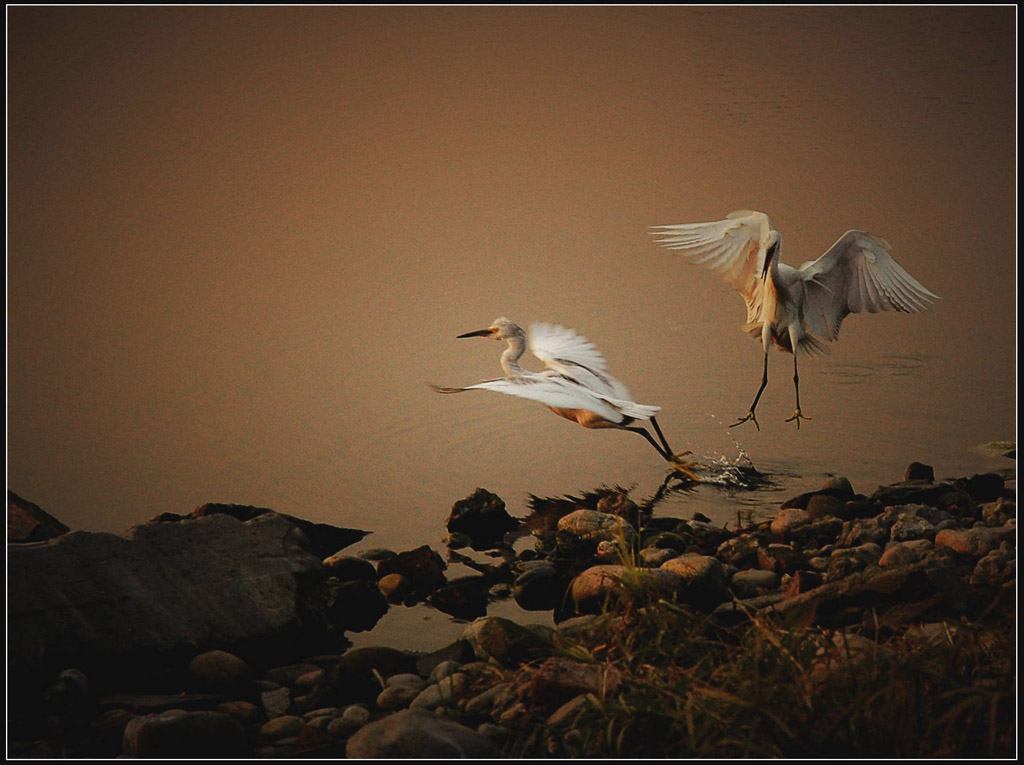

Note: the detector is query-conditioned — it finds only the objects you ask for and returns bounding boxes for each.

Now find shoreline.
[7,453,1016,758]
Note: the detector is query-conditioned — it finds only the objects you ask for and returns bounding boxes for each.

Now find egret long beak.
[456,328,496,339]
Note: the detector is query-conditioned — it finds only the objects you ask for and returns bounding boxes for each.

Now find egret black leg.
[625,426,670,460]
[784,353,812,428]
[650,416,674,455]
[731,351,769,430]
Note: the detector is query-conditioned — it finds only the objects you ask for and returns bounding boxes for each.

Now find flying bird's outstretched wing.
[428,377,653,425]
[650,210,773,325]
[798,230,939,341]
[529,322,634,401]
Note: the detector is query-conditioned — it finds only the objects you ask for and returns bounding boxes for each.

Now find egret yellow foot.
[729,411,760,431]
[785,408,812,429]
[668,451,701,482]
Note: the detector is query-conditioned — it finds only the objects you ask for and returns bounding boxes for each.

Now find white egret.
[431,317,696,476]
[651,210,939,429]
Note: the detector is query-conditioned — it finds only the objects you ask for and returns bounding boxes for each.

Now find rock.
[756,543,806,575]
[123,710,250,758]
[378,573,413,604]
[869,482,973,516]
[322,554,378,582]
[8,512,324,706]
[355,547,397,562]
[261,687,292,719]
[821,476,856,499]
[327,705,371,737]
[981,497,1015,526]
[882,504,954,543]
[680,520,734,552]
[660,554,730,611]
[263,663,321,688]
[512,563,567,611]
[446,488,520,550]
[716,535,762,567]
[188,651,253,697]
[376,683,423,711]
[638,547,679,568]
[970,549,1014,587]
[804,494,850,521]
[556,510,637,558]
[300,647,419,711]
[878,539,934,569]
[376,546,447,601]
[569,565,683,614]
[215,700,263,727]
[429,575,491,620]
[935,528,1000,558]
[88,709,137,757]
[8,490,70,543]
[645,531,690,551]
[825,543,882,581]
[836,518,889,548]
[259,715,305,742]
[429,660,462,683]
[770,508,810,539]
[346,708,500,758]
[790,518,845,548]
[460,617,554,667]
[961,473,1005,503]
[904,462,935,482]
[189,503,368,559]
[730,569,780,598]
[325,578,389,632]
[528,657,621,707]
[410,673,467,709]
[464,682,510,716]
[595,491,641,525]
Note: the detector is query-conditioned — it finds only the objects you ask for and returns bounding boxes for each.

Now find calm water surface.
[8,8,1015,648]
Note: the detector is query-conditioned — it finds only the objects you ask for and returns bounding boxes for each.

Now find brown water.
[8,9,1015,646]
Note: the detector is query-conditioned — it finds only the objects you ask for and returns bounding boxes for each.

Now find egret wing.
[799,231,939,340]
[650,210,772,324]
[529,322,633,400]
[430,377,629,424]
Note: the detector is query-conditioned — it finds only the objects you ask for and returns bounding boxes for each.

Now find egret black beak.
[456,328,496,339]
[761,253,772,280]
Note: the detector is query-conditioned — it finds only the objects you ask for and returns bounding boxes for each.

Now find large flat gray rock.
[9,512,322,684]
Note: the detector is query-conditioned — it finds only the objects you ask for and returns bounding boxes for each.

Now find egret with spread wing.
[431,317,695,476]
[651,210,938,429]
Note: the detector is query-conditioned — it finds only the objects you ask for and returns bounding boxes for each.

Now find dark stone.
[324,579,389,632]
[961,473,1005,503]
[461,616,555,667]
[190,503,369,559]
[187,651,255,698]
[346,708,500,759]
[298,647,419,712]
[446,488,520,550]
[512,564,568,611]
[8,490,70,543]
[429,575,491,620]
[8,512,325,727]
[322,554,378,582]
[122,710,250,758]
[376,546,448,601]
[905,462,935,482]
[869,482,973,516]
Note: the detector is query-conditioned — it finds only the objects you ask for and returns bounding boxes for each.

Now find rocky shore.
[7,458,1016,758]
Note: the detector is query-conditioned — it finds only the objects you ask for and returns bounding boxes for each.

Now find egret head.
[457,316,524,341]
